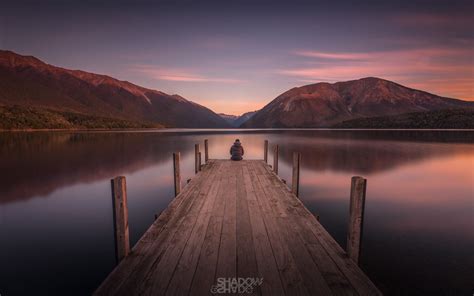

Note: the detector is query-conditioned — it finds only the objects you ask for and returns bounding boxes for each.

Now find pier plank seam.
[95,162,218,295]
[248,162,311,296]
[260,163,381,295]
[253,163,333,296]
[95,160,382,296]
[139,162,223,295]
[256,162,355,295]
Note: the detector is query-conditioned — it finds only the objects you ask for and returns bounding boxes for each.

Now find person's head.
[235,139,240,142]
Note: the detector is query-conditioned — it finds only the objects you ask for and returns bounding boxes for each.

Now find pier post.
[111,176,130,263]
[198,152,202,171]
[273,145,279,175]
[347,176,367,265]
[264,140,268,163]
[195,144,200,174]
[204,139,209,163]
[173,152,181,196]
[292,152,301,197]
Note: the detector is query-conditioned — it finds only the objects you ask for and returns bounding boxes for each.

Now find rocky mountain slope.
[0,50,230,128]
[241,77,473,128]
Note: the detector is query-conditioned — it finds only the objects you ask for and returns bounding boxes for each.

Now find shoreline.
[1,127,474,133]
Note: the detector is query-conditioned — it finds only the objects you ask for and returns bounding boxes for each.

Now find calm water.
[0,130,473,295]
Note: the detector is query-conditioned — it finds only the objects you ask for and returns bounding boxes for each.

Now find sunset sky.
[1,0,472,115]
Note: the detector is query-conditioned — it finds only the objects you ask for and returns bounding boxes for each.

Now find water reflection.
[0,130,473,295]
[1,130,472,204]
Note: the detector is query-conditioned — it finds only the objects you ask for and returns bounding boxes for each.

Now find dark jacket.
[230,141,244,161]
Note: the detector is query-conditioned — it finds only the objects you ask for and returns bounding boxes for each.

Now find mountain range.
[241,77,473,128]
[0,50,229,128]
[219,111,258,127]
[1,50,472,129]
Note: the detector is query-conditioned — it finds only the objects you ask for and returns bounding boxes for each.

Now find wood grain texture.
[111,176,130,263]
[347,176,367,265]
[173,152,181,197]
[292,152,301,197]
[264,140,268,163]
[95,160,381,296]
[205,139,209,163]
[273,145,279,175]
[195,144,200,174]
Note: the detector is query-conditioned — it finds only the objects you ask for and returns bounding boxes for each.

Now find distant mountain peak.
[242,78,473,128]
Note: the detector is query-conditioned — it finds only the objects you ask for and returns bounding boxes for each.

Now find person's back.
[230,139,244,161]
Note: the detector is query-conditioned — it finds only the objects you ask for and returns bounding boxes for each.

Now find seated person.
[230,139,244,161]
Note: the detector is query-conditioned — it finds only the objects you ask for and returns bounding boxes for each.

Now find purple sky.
[1,0,473,115]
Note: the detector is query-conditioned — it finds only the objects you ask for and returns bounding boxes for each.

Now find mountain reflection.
[1,130,472,204]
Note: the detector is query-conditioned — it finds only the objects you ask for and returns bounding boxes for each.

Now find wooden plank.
[259,163,382,295]
[253,163,332,296]
[264,140,268,163]
[248,161,309,296]
[242,164,284,296]
[195,144,200,174]
[235,162,260,295]
[259,163,355,296]
[347,176,367,265]
[199,152,202,171]
[164,162,224,295]
[205,139,209,163]
[291,152,301,197]
[215,162,238,280]
[139,162,223,295]
[97,160,381,296]
[111,176,130,263]
[95,162,218,295]
[273,145,279,175]
[188,162,230,295]
[173,152,181,197]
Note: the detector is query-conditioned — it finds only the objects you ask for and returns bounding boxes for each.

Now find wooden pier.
[95,142,381,295]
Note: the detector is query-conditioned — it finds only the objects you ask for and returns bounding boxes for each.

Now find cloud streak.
[281,48,474,99]
[133,65,243,83]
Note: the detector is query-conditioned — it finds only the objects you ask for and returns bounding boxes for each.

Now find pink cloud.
[133,65,243,83]
[281,47,474,99]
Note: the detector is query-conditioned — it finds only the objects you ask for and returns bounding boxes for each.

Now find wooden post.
[198,152,202,171]
[264,140,268,163]
[194,144,200,174]
[173,152,181,196]
[111,176,130,263]
[273,145,279,175]
[204,139,209,163]
[292,152,301,197]
[346,176,367,265]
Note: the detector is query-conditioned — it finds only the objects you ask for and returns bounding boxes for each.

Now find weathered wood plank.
[140,162,223,295]
[242,164,285,296]
[260,163,382,295]
[236,163,260,295]
[205,139,209,163]
[273,145,279,175]
[195,144,200,174]
[264,140,268,163]
[292,152,301,197]
[97,160,381,296]
[164,163,223,295]
[111,176,130,263]
[173,152,181,197]
[259,163,355,296]
[95,162,217,295]
[253,163,332,296]
[188,162,230,295]
[215,162,238,280]
[249,162,310,296]
[347,176,367,265]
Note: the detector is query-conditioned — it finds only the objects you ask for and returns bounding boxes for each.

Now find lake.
[0,129,473,295]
